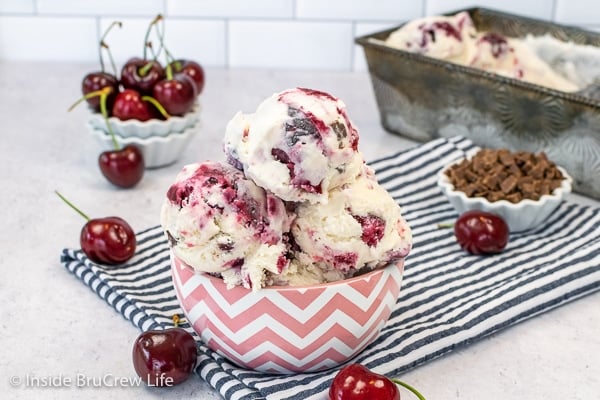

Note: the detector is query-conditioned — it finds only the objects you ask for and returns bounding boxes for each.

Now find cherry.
[169,59,205,95]
[451,210,509,255]
[120,57,165,95]
[120,15,165,95]
[112,89,159,122]
[82,72,118,113]
[149,20,198,115]
[132,315,197,387]
[83,88,146,188]
[329,364,425,400]
[152,74,196,116]
[99,145,145,189]
[69,86,147,188]
[81,21,121,112]
[55,191,136,265]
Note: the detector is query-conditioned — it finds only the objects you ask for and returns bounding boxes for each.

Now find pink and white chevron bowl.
[170,253,405,373]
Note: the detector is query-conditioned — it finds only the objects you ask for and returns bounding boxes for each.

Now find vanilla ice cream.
[224,87,364,204]
[384,12,580,92]
[290,167,412,279]
[385,11,477,65]
[163,89,413,290]
[160,161,293,290]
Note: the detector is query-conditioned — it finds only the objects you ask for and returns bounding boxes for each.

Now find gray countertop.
[1,61,598,400]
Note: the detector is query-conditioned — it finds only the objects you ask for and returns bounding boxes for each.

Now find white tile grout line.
[224,18,230,69]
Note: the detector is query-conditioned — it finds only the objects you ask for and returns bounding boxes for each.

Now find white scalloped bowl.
[87,121,199,169]
[437,161,572,232]
[87,103,201,139]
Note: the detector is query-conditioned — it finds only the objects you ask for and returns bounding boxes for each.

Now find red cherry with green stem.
[112,89,169,122]
[77,87,148,187]
[120,58,165,95]
[152,73,196,116]
[329,364,426,400]
[55,191,136,265]
[82,72,118,113]
[151,27,196,116]
[132,314,197,387]
[120,15,165,94]
[68,87,147,188]
[98,144,145,189]
[98,88,147,188]
[169,59,205,96]
[440,210,509,255]
[153,18,205,97]
[81,21,122,112]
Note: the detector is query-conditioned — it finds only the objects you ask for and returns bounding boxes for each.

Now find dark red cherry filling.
[353,214,386,247]
[271,148,322,194]
[333,252,358,272]
[479,32,509,58]
[419,21,462,47]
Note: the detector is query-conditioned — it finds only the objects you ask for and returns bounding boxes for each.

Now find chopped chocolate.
[444,148,565,203]
[500,175,518,194]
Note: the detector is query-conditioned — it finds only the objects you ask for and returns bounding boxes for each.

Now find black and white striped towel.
[61,136,600,400]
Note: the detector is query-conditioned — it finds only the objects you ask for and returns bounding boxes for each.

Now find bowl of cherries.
[77,16,204,169]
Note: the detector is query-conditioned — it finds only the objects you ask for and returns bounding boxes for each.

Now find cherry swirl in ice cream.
[162,88,413,290]
[224,87,364,204]
[161,161,293,290]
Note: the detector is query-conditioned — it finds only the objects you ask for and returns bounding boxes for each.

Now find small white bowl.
[88,104,201,139]
[437,161,572,232]
[87,121,199,169]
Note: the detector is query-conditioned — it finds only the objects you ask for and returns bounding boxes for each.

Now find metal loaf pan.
[356,7,600,199]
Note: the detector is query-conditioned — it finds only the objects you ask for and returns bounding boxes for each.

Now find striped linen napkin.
[61,136,600,400]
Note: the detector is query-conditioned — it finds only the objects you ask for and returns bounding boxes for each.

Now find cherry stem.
[67,88,103,112]
[55,191,91,221]
[139,60,155,77]
[172,314,185,327]
[65,86,119,150]
[153,18,176,80]
[101,41,119,77]
[142,95,170,119]
[437,223,454,229]
[143,14,163,60]
[390,378,427,400]
[99,88,120,150]
[98,21,122,73]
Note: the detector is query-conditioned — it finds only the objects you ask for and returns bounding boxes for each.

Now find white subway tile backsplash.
[353,22,400,71]
[167,0,293,18]
[0,0,598,69]
[162,19,226,67]
[0,0,34,13]
[426,0,555,20]
[554,0,600,24]
[36,0,164,16]
[98,17,226,68]
[296,0,423,21]
[0,16,97,61]
[229,20,353,70]
[98,18,162,67]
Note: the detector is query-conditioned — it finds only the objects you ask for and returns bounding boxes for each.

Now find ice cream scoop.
[384,12,580,92]
[468,32,579,91]
[385,11,477,64]
[224,87,364,204]
[290,167,412,279]
[160,161,293,290]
